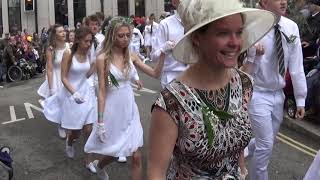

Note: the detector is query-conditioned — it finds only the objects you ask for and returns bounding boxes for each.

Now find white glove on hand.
[160,41,175,54]
[97,122,106,143]
[72,92,85,104]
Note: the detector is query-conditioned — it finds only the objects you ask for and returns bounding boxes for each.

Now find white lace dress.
[37,43,69,98]
[43,55,96,129]
[84,62,143,157]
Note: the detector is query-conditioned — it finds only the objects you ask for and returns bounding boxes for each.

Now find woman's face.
[194,14,243,68]
[115,26,131,49]
[79,34,93,51]
[69,32,75,42]
[56,26,66,41]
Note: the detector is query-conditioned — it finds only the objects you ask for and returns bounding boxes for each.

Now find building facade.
[0,0,167,36]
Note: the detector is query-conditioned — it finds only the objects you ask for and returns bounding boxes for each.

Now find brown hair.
[85,14,100,26]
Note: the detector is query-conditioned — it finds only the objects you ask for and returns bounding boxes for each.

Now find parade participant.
[43,27,97,173]
[84,16,143,180]
[143,13,158,62]
[150,0,188,88]
[37,24,68,139]
[129,22,145,62]
[242,0,308,179]
[85,14,105,55]
[67,29,75,47]
[147,0,276,179]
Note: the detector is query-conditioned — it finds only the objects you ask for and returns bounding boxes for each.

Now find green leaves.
[108,72,119,88]
[202,107,215,146]
[202,104,234,146]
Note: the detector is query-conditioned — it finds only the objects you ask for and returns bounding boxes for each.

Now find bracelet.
[98,112,104,119]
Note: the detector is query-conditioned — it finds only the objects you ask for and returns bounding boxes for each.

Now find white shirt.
[131,28,144,46]
[246,16,307,107]
[89,33,105,63]
[151,13,188,73]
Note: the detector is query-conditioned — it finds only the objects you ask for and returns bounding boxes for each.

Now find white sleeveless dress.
[37,43,69,98]
[43,55,96,129]
[84,62,143,157]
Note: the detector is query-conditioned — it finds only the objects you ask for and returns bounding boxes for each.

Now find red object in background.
[283,70,294,97]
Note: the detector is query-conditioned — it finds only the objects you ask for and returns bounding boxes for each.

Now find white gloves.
[72,92,85,104]
[160,41,175,54]
[97,122,106,143]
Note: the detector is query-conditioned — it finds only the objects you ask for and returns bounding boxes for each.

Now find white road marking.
[131,83,157,95]
[24,102,43,119]
[2,106,26,125]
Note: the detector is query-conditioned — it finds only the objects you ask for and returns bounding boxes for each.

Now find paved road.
[0,71,318,180]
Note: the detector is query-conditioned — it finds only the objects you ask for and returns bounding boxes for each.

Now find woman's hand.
[135,80,143,90]
[97,122,106,143]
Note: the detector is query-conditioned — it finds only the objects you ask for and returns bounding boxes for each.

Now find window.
[54,0,68,25]
[8,0,22,34]
[0,2,3,36]
[73,0,86,27]
[135,0,145,17]
[118,0,129,17]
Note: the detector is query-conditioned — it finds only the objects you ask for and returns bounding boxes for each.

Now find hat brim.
[172,8,276,64]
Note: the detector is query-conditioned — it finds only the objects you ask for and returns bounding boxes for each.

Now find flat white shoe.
[58,127,66,139]
[86,162,97,173]
[65,139,75,158]
[93,160,109,180]
[117,156,127,163]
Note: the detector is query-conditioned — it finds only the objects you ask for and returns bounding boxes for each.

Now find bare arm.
[147,107,178,180]
[61,49,76,94]
[131,52,165,79]
[45,48,54,90]
[96,54,106,123]
[86,62,96,78]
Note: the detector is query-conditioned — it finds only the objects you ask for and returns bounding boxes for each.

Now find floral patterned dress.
[153,68,253,180]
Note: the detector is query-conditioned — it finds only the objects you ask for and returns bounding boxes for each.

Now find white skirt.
[43,81,96,129]
[84,85,143,157]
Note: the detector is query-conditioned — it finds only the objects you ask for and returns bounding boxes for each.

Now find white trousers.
[248,90,285,180]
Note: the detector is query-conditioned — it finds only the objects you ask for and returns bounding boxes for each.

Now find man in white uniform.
[243,0,307,180]
[150,0,188,88]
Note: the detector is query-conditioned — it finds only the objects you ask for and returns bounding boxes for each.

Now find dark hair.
[95,12,105,21]
[71,26,93,55]
[48,24,63,49]
[85,14,100,26]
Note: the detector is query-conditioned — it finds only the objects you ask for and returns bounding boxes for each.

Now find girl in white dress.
[43,27,97,173]
[84,16,143,180]
[37,24,68,139]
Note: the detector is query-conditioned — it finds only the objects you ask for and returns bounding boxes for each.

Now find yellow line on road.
[278,133,318,154]
[276,136,316,158]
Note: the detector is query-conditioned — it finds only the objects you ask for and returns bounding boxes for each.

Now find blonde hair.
[100,16,132,79]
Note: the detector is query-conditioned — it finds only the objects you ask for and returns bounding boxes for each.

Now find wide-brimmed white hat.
[172,0,276,64]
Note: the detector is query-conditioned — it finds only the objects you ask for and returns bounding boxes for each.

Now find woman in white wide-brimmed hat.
[147,0,276,179]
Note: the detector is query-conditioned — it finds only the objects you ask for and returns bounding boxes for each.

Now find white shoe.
[86,162,97,173]
[65,139,75,158]
[93,160,109,180]
[58,127,66,139]
[117,156,127,163]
